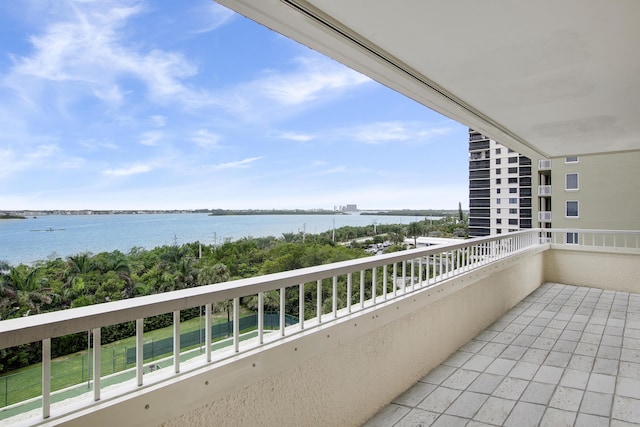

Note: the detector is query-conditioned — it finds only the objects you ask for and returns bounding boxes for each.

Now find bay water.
[0,213,424,266]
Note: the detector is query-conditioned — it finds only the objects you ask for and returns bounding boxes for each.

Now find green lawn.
[0,309,254,409]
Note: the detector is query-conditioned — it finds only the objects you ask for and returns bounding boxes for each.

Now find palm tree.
[197,263,230,286]
[407,222,423,248]
[197,263,231,334]
[2,266,52,317]
[104,252,134,297]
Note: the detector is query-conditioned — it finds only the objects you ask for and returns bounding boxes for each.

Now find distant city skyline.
[0,1,468,211]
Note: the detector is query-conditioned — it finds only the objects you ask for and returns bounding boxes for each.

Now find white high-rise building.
[468,129,535,237]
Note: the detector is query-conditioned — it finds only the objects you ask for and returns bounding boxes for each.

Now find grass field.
[0,309,254,408]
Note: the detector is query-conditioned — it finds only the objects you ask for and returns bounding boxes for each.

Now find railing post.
[345,272,352,312]
[372,267,377,302]
[233,297,240,352]
[93,327,101,401]
[401,261,407,293]
[382,265,387,300]
[410,259,414,291]
[173,311,180,373]
[205,304,212,362]
[42,338,51,419]
[360,270,365,308]
[279,288,286,337]
[258,292,264,344]
[136,318,144,386]
[332,276,338,318]
[299,284,305,330]
[317,279,322,323]
[393,263,398,296]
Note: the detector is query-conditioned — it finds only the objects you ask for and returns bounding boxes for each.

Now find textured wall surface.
[544,248,640,293]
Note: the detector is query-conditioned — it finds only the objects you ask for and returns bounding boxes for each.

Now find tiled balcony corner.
[364,282,640,426]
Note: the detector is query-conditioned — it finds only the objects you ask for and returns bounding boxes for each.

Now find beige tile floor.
[364,283,640,426]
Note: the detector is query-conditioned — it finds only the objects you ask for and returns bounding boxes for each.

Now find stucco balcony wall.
[544,246,640,293]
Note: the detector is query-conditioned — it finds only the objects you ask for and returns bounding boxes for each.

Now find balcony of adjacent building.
[538,160,552,172]
[538,185,553,197]
[1,228,639,426]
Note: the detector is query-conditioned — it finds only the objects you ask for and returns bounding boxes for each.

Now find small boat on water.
[30,227,66,232]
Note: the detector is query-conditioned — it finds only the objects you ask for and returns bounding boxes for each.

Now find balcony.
[538,185,553,196]
[539,211,553,222]
[1,229,639,426]
[538,159,552,171]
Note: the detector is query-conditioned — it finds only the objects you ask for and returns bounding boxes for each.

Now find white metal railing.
[545,228,640,249]
[0,230,543,423]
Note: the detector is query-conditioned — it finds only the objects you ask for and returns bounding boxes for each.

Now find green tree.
[198,263,232,326]
[1,265,53,317]
[407,222,423,248]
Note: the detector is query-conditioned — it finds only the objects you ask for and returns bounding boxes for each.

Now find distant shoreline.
[208,209,346,216]
[0,214,26,220]
[1,208,463,218]
[361,210,459,217]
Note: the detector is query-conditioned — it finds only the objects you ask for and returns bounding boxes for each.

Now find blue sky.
[0,0,469,211]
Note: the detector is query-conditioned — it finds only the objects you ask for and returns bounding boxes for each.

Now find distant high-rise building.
[468,129,535,237]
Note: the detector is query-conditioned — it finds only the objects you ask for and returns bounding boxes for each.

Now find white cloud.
[0,144,82,179]
[353,121,451,144]
[102,163,151,176]
[192,129,222,149]
[212,157,263,170]
[4,0,205,109]
[218,55,372,121]
[257,57,370,106]
[139,131,164,146]
[190,2,235,34]
[309,165,346,176]
[281,132,314,142]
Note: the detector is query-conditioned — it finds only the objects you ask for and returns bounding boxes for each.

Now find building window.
[566,232,579,244]
[496,148,501,155]
[509,198,517,204]
[496,229,502,234]
[496,208,501,214]
[496,179,501,184]
[496,219,502,224]
[566,173,579,190]
[566,201,579,217]
[496,198,501,204]
[565,156,579,163]
[508,219,518,225]
[495,158,502,165]
[509,208,518,214]
[496,168,501,175]
[509,188,517,194]
[508,167,518,173]
[508,177,518,184]
[508,156,518,164]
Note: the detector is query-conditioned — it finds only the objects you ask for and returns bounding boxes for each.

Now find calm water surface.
[0,214,422,266]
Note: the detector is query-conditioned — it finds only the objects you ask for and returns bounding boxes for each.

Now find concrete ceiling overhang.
[216,0,640,160]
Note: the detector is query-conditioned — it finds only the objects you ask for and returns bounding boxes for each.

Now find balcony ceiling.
[216,0,640,159]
